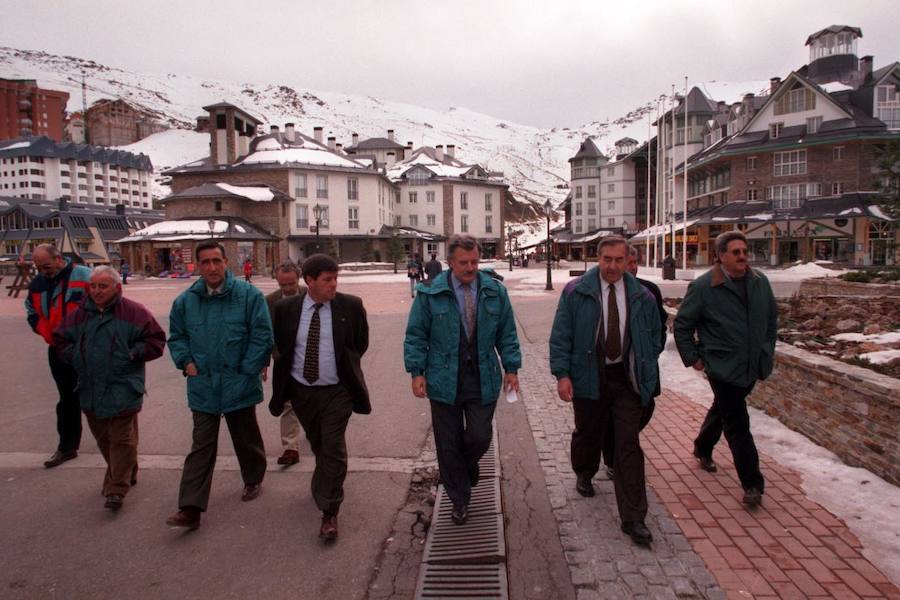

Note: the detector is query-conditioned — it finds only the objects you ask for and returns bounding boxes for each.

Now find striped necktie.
[303,303,324,383]
[463,283,476,341]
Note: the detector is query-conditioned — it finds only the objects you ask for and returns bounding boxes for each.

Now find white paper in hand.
[505,388,518,403]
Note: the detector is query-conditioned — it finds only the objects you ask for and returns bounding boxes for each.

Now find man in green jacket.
[165,240,274,529]
[674,231,777,507]
[404,234,521,526]
[549,236,663,546]
[54,266,166,511]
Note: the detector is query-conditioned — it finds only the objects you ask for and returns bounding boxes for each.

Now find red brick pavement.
[646,389,900,600]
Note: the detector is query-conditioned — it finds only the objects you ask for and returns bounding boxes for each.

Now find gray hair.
[33,243,61,259]
[92,265,121,284]
[627,244,639,258]
[447,234,481,259]
[275,260,302,277]
[597,235,628,255]
[714,231,748,259]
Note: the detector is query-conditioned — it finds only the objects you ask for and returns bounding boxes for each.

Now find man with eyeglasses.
[674,231,777,508]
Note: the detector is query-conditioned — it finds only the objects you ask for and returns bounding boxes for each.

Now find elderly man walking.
[404,234,521,526]
[550,236,663,546]
[54,266,165,510]
[25,244,92,468]
[166,240,273,529]
[674,231,777,507]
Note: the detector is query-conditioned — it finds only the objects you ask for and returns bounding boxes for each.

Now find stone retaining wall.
[799,277,900,298]
[748,342,900,486]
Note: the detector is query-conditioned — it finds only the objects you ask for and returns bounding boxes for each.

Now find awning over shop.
[115,217,278,243]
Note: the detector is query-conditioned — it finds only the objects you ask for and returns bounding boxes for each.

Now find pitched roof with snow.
[386,147,505,187]
[568,137,606,162]
[238,132,370,170]
[0,136,153,171]
[805,25,863,46]
[159,182,291,204]
[344,137,406,151]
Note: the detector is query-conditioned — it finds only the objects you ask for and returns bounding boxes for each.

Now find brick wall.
[170,170,290,195]
[748,343,900,485]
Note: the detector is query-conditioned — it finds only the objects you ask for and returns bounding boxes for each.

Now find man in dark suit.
[269,254,369,541]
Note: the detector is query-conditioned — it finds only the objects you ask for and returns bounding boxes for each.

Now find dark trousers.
[178,405,267,512]
[571,365,648,524]
[430,398,496,508]
[48,346,82,453]
[602,399,656,469]
[694,378,764,493]
[289,378,354,515]
[87,413,139,496]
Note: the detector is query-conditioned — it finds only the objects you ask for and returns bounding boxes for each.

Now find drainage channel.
[414,425,508,599]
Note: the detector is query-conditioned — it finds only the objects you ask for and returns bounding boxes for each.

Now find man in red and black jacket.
[24,244,92,468]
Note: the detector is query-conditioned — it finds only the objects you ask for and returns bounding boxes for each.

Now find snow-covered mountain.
[0,46,768,230]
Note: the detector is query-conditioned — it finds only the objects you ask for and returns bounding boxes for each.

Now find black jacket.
[270,291,370,415]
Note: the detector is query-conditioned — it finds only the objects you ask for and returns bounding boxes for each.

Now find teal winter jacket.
[168,271,273,414]
[549,268,663,405]
[403,270,521,405]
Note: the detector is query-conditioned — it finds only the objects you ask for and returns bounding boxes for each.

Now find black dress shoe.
[166,508,201,529]
[451,504,468,525]
[241,483,262,502]
[743,487,762,507]
[575,475,595,497]
[104,494,124,511]
[319,514,338,540]
[44,450,77,468]
[692,450,717,473]
[621,521,653,545]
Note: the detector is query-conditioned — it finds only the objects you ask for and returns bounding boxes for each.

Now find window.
[409,214,418,227]
[347,177,358,200]
[460,214,468,232]
[773,150,806,176]
[394,215,402,226]
[769,122,784,139]
[460,192,468,210]
[296,205,309,228]
[767,183,820,208]
[426,191,435,203]
[774,86,816,115]
[409,191,418,203]
[832,146,844,161]
[214,201,222,212]
[395,191,401,204]
[747,189,759,201]
[607,166,615,176]
[746,156,757,171]
[485,215,493,233]
[806,116,823,134]
[587,185,596,198]
[316,175,328,199]
[587,202,596,215]
[574,203,582,216]
[575,186,582,199]
[348,207,359,229]
[608,200,615,211]
[607,183,615,193]
[832,182,844,195]
[485,193,492,212]
[608,218,616,227]
[588,218,596,230]
[575,219,582,232]
[876,85,900,129]
[408,169,430,186]
[426,214,436,226]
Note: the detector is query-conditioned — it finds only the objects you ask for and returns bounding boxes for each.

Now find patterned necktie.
[463,283,476,341]
[605,283,621,361]
[303,303,324,383]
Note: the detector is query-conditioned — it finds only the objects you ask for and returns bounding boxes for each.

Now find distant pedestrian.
[120,260,130,285]
[264,260,307,467]
[243,259,253,283]
[674,231,777,508]
[165,240,273,530]
[269,254,370,541]
[424,253,442,284]
[406,253,423,297]
[53,266,165,511]
[404,234,521,526]
[550,236,663,546]
[25,243,92,469]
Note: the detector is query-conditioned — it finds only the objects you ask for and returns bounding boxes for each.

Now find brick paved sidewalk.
[646,390,900,600]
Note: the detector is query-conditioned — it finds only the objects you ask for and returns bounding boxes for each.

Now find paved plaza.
[0,267,897,599]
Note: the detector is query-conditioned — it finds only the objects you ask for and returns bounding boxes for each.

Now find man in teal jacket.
[165,240,273,529]
[549,236,663,546]
[674,231,777,507]
[404,234,521,525]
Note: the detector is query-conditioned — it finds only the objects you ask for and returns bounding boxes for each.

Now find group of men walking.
[26,228,776,547]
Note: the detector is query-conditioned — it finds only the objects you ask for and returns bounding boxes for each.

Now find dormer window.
[769,122,784,139]
[876,85,900,130]
[774,86,816,115]
[806,116,823,134]
[407,168,430,186]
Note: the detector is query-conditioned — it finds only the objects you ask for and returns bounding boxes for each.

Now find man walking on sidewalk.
[269,254,370,541]
[53,266,166,511]
[550,236,663,546]
[674,231,777,507]
[166,240,273,529]
[264,260,307,467]
[404,234,521,526]
[25,244,92,468]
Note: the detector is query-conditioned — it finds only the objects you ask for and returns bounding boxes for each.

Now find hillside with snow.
[0,45,768,229]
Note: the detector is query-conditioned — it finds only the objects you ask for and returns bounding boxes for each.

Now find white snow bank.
[859,349,900,365]
[117,129,209,170]
[832,332,900,344]
[240,147,363,168]
[216,183,273,202]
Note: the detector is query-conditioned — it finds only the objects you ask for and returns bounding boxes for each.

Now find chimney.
[859,56,873,83]
[115,203,125,216]
[270,125,280,136]
[769,77,782,94]
[386,152,396,167]
[406,141,413,149]
[284,122,295,142]
[314,126,323,144]
[336,143,343,152]
[387,129,395,142]
[328,136,336,151]
[446,144,455,158]
[352,132,359,146]
[435,144,444,162]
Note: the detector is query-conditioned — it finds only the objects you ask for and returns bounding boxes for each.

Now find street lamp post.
[507,225,514,272]
[544,199,553,291]
[313,204,323,252]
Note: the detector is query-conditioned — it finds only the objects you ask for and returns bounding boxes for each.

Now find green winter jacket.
[168,271,273,414]
[403,270,521,405]
[674,264,778,388]
[549,268,663,405]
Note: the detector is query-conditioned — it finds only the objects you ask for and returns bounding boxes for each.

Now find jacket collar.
[418,269,500,296]
[575,266,644,301]
[710,263,759,287]
[189,269,236,297]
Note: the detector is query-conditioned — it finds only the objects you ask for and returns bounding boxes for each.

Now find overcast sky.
[1,0,899,128]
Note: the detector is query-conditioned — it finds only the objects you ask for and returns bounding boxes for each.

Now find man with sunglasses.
[674,231,777,507]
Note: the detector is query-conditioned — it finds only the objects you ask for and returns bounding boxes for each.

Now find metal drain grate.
[414,563,509,599]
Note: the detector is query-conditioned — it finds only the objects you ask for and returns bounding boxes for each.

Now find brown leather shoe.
[241,483,262,502]
[277,449,300,466]
[44,450,77,468]
[319,514,338,541]
[166,508,201,529]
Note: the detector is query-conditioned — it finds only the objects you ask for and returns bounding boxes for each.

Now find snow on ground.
[660,337,900,585]
[832,332,900,344]
[117,130,210,171]
[860,349,900,365]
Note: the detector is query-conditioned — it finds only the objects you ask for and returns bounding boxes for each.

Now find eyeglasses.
[729,248,748,256]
